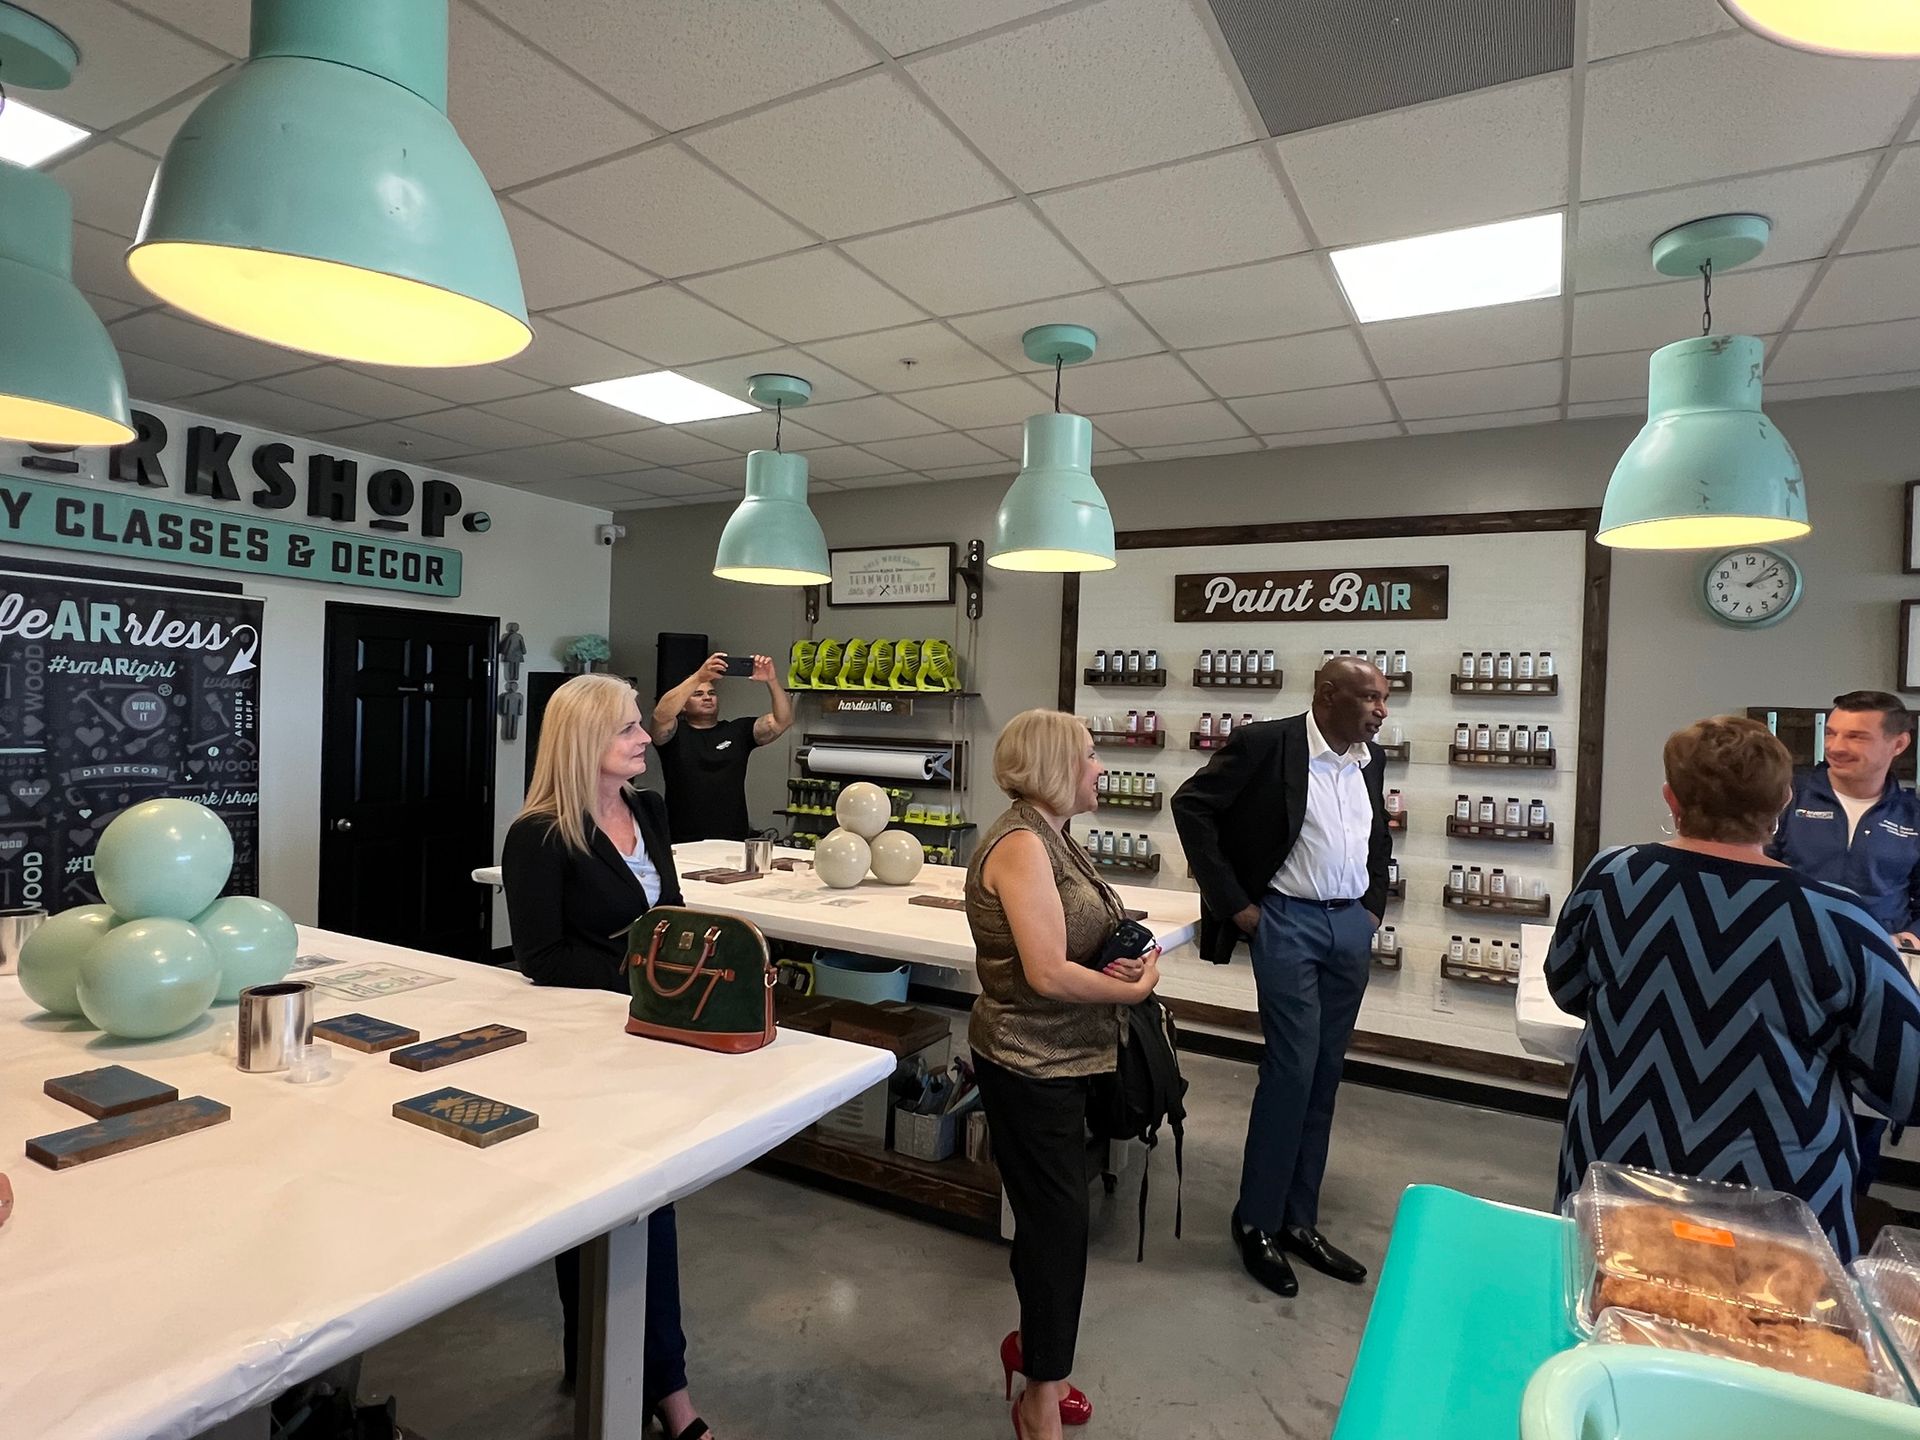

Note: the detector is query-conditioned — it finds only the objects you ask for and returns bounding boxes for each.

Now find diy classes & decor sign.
[1174,566,1449,622]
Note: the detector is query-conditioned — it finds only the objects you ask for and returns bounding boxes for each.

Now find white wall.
[0,402,613,940]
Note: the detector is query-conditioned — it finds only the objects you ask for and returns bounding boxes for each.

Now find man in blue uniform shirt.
[1770,690,1920,947]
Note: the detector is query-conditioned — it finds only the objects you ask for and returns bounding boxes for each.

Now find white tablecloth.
[1,927,891,1440]
[1515,921,1582,1063]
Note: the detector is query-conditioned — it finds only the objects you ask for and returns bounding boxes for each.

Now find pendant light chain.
[1053,355,1064,413]
[1699,259,1713,337]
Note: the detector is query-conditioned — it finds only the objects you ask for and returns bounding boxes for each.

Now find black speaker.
[656,631,710,701]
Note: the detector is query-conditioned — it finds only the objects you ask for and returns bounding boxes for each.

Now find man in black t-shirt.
[651,652,792,843]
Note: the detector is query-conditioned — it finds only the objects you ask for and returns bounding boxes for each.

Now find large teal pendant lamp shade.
[988,324,1116,572]
[127,0,530,368]
[713,374,831,587]
[1598,215,1807,550]
[0,5,132,445]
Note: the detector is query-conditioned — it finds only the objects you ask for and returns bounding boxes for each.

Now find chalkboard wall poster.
[0,565,263,911]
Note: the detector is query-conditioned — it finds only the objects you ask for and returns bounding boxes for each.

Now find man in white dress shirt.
[1172,656,1393,1297]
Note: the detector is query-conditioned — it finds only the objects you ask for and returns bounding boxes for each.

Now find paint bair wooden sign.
[1174,566,1448,622]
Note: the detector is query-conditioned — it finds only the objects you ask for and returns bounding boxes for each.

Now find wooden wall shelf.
[1090,729,1165,748]
[1441,959,1519,988]
[1090,852,1161,875]
[1085,668,1167,687]
[1193,669,1282,689]
[1387,811,1408,833]
[1442,888,1552,917]
[1450,675,1559,696]
[1449,746,1556,769]
[1445,817,1554,844]
[1098,793,1163,812]
[1371,948,1403,970]
[1378,741,1410,762]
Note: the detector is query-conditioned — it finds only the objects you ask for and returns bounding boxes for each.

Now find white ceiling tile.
[1566,399,1645,419]
[594,429,738,467]
[674,413,824,453]
[688,73,1009,238]
[117,95,206,160]
[499,202,653,312]
[829,471,926,490]
[109,311,313,381]
[119,352,231,403]
[776,395,939,444]
[805,321,1009,391]
[517,147,812,280]
[923,462,1015,480]
[676,349,871,408]
[683,249,924,342]
[190,384,363,437]
[1767,372,1920,401]
[32,1,228,130]
[670,459,751,487]
[1573,156,1878,292]
[115,0,249,56]
[1363,298,1565,378]
[85,291,138,324]
[1404,407,1562,436]
[1569,351,1651,403]
[69,222,145,305]
[403,406,555,450]
[1262,423,1405,448]
[48,142,157,239]
[449,3,657,189]
[1799,248,1920,330]
[1121,255,1349,349]
[862,431,1003,470]
[550,286,775,367]
[259,366,449,421]
[480,389,650,438]
[314,421,474,465]
[1034,150,1310,283]
[834,0,1071,56]
[1184,329,1375,397]
[625,469,737,498]
[967,425,1027,458]
[1093,400,1249,449]
[1065,353,1212,413]
[896,376,1048,430]
[610,495,687,510]
[841,202,1097,314]
[798,445,901,481]
[471,0,873,131]
[447,439,638,482]
[906,0,1256,191]
[1130,437,1265,461]
[351,361,545,408]
[1582,34,1920,199]
[1847,145,1920,254]
[1767,318,1920,383]
[500,321,648,387]
[520,476,651,508]
[1587,0,1737,59]
[948,291,1166,366]
[1387,361,1563,420]
[1276,75,1570,247]
[1574,264,1815,354]
[1228,382,1396,434]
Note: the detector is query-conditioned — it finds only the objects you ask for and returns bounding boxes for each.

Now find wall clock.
[1701,546,1803,628]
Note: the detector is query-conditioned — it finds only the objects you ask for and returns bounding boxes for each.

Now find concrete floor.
[360,1052,1562,1439]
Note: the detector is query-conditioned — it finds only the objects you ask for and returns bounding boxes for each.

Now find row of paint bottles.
[1082,829,1156,862]
[1322,648,1411,674]
[1091,647,1160,675]
[1457,651,1555,683]
[1452,795,1551,830]
[1197,648,1277,679]
[1095,771,1159,798]
[1453,721,1553,754]
[1196,712,1256,737]
[1448,934,1522,975]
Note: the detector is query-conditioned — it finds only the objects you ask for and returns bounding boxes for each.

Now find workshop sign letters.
[1174,565,1450,622]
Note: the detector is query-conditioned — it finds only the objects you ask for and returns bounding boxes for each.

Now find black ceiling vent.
[1208,0,1573,137]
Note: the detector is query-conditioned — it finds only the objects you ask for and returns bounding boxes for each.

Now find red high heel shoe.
[999,1331,1092,1426]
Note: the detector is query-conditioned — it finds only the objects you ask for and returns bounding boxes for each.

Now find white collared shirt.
[1270,712,1374,903]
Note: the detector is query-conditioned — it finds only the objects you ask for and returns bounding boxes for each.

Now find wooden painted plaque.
[43,1065,178,1118]
[392,1088,538,1147]
[312,1012,421,1053]
[26,1096,231,1170]
[388,1023,527,1072]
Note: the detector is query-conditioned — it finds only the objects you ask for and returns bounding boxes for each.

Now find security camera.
[595,523,626,547]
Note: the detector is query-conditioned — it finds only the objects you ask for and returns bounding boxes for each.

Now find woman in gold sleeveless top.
[967,709,1160,1440]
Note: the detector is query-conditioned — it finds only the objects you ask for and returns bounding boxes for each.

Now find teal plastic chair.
[1522,1345,1920,1439]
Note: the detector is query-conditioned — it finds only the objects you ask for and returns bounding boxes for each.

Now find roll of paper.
[806,745,952,782]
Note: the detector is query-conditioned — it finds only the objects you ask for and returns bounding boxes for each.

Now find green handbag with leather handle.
[624,906,777,1054]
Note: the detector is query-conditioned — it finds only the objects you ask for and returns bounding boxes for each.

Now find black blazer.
[1170,713,1391,964]
[502,789,683,992]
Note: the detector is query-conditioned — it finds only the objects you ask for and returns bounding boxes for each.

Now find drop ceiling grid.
[17,0,1920,500]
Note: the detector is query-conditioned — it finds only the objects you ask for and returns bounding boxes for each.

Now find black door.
[319,603,497,961]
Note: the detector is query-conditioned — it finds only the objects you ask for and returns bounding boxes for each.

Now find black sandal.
[662,1421,709,1440]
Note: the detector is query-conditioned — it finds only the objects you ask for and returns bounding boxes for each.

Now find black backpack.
[1090,995,1188,1261]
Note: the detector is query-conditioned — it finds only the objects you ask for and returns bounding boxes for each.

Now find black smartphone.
[1090,918,1156,968]
[720,655,756,678]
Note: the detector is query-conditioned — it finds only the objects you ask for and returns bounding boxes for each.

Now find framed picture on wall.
[1900,600,1920,694]
[1904,481,1920,573]
[828,543,956,607]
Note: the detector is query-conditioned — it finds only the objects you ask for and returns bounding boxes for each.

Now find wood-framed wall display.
[827,544,956,607]
[1901,600,1920,694]
[1904,481,1920,574]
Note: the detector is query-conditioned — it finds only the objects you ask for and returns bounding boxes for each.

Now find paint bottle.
[1505,942,1522,975]
[1261,648,1276,675]
[1373,648,1388,671]
[1388,856,1401,885]
[1505,797,1523,828]
[1118,832,1134,860]
[1467,936,1484,968]
[1093,648,1107,674]
[1145,647,1159,671]
[1217,712,1234,738]
[1449,864,1465,893]
[1136,834,1154,860]
[1466,865,1484,895]
[1497,651,1514,681]
[1142,710,1158,735]
[1229,649,1244,676]
[1198,712,1213,737]
[1477,651,1496,680]
[1199,648,1213,677]
[1529,798,1548,828]
[1489,867,1507,898]
[1477,795,1496,825]
[1454,794,1471,822]
[1474,722,1492,752]
[1378,924,1397,954]
[1489,939,1507,973]
[1455,720,1472,749]
[1240,712,1252,730]
[1449,935,1465,965]
[1514,725,1533,755]
[1517,651,1535,681]
[1535,724,1552,753]
[1144,773,1158,796]
[1100,830,1115,857]
[1386,788,1403,815]
[1127,649,1142,675]
[1323,649,1336,666]
[1495,724,1512,754]
[1392,649,1409,675]
[1096,771,1110,795]
[1125,709,1139,734]
[1538,650,1555,678]
[1459,650,1476,678]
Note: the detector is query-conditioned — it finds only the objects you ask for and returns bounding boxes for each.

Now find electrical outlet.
[1432,977,1454,1013]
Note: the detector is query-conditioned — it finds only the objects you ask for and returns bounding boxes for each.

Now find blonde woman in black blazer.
[502,674,712,1440]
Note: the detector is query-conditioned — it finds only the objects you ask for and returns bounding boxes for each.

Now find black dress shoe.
[1282,1225,1368,1284]
[1237,1225,1299,1297]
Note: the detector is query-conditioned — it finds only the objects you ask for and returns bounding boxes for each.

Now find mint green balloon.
[76,918,219,1039]
[17,904,121,1017]
[94,798,234,920]
[197,896,299,1002]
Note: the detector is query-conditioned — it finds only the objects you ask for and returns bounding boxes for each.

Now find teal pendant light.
[0,5,133,445]
[1598,215,1807,551]
[988,324,1115,572]
[127,0,530,368]
[713,375,831,586]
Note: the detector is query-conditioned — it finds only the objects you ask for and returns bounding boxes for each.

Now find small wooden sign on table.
[392,1087,539,1147]
[27,1097,231,1170]
[389,1024,527,1072]
[43,1065,178,1118]
[312,1013,421,1053]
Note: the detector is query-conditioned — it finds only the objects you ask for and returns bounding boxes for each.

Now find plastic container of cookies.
[1564,1164,1901,1398]
[1855,1227,1920,1400]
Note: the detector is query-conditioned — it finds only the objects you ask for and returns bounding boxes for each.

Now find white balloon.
[834,781,893,840]
[868,829,925,886]
[813,829,872,888]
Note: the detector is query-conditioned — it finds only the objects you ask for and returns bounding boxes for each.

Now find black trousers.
[974,1053,1099,1382]
[554,1205,688,1412]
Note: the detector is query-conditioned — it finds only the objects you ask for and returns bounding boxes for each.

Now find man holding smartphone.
[652,652,793,843]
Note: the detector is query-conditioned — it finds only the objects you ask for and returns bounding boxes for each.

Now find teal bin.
[811,950,909,1004]
[1522,1345,1920,1439]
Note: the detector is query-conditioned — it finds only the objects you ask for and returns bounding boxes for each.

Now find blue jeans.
[1238,893,1373,1234]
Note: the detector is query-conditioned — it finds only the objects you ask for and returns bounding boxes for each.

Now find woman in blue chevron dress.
[1548,716,1920,1259]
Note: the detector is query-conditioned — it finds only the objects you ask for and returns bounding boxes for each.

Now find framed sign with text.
[828,544,956,607]
[1174,565,1449,622]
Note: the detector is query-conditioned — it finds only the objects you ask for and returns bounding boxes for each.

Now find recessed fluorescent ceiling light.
[0,99,90,168]
[1331,213,1564,324]
[571,371,757,424]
